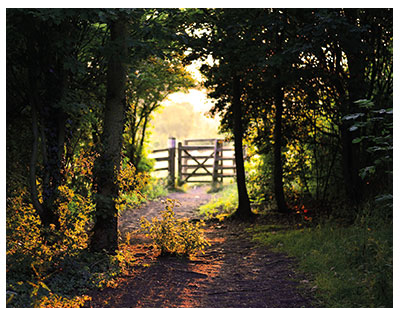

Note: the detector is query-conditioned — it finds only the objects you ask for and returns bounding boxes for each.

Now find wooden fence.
[151,137,238,186]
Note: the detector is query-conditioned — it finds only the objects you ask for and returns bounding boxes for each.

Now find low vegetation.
[250,213,392,307]
[7,8,392,308]
[198,184,238,220]
[199,180,392,308]
[140,199,210,257]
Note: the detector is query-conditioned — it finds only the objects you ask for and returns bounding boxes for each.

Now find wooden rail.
[151,137,240,187]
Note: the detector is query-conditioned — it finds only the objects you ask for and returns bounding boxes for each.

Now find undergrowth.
[196,179,392,306]
[139,199,210,257]
[6,157,167,308]
[198,183,238,220]
[249,207,393,307]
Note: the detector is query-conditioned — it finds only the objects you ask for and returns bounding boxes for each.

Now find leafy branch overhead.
[6,8,392,308]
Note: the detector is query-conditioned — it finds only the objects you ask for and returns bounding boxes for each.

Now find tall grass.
[198,184,238,220]
[250,217,393,307]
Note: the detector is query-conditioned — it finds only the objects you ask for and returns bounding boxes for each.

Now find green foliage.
[186,8,392,215]
[245,153,274,206]
[344,99,393,208]
[140,199,210,256]
[124,55,196,170]
[198,184,238,220]
[6,8,393,307]
[250,214,392,307]
[346,100,392,164]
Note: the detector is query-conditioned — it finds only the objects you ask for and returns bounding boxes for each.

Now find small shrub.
[139,199,210,256]
[34,293,92,308]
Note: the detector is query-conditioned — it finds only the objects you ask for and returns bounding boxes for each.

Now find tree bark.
[231,74,253,220]
[273,85,288,213]
[91,18,128,254]
[340,50,366,205]
[27,33,65,228]
[29,104,45,220]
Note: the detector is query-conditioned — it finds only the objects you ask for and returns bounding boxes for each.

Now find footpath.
[88,186,314,308]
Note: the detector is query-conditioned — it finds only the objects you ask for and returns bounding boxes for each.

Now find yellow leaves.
[63,149,98,183]
[7,158,96,307]
[7,182,93,271]
[139,199,210,257]
[118,161,137,192]
[52,185,92,253]
[6,194,42,256]
[34,293,92,308]
[115,161,150,213]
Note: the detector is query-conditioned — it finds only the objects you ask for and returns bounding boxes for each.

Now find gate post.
[177,141,183,186]
[168,137,176,188]
[212,139,223,190]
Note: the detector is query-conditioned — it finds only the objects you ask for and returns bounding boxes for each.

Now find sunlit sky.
[161,88,215,116]
[161,58,216,115]
[148,59,222,148]
[154,58,220,128]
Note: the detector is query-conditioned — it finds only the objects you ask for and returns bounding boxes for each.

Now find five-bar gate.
[151,137,238,186]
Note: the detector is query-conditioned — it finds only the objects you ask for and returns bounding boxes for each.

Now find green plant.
[343,99,393,208]
[33,293,92,308]
[199,184,238,220]
[250,217,392,307]
[139,199,210,256]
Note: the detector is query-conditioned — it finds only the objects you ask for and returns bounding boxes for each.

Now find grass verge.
[249,220,393,307]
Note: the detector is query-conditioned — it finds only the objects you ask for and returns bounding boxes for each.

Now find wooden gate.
[151,137,240,186]
[177,138,236,185]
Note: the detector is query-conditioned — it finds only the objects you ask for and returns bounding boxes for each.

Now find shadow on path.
[89,219,315,308]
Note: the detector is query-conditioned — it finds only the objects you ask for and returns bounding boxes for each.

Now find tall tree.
[294,8,393,205]
[272,84,288,212]
[185,9,256,219]
[231,74,253,219]
[6,9,99,229]
[91,16,128,253]
[195,9,294,213]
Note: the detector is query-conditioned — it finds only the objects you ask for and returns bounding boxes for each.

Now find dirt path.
[89,186,314,308]
[118,185,213,235]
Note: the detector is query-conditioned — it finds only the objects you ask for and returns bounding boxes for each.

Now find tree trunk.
[273,85,288,213]
[91,18,128,254]
[340,51,366,205]
[29,104,45,221]
[40,106,67,227]
[340,123,361,203]
[231,74,253,220]
[27,33,66,229]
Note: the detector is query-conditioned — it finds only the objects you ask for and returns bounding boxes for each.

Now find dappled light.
[7,8,392,308]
